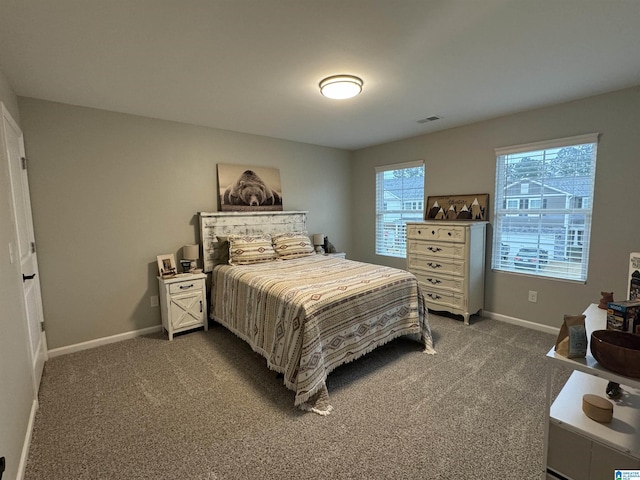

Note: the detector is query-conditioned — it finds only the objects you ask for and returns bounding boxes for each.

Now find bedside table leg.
[463,313,470,326]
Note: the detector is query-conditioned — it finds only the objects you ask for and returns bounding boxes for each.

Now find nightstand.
[325,252,346,259]
[158,272,208,340]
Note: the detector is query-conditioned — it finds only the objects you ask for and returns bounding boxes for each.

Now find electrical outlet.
[150,295,159,307]
[528,290,538,303]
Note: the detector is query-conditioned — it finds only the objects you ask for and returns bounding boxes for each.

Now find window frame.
[492,133,599,282]
[375,160,425,258]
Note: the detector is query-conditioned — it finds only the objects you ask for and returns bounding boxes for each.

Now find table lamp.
[313,233,325,254]
[182,244,200,273]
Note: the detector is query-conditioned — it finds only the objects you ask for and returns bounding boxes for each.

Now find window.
[403,201,424,210]
[492,133,598,282]
[375,160,425,258]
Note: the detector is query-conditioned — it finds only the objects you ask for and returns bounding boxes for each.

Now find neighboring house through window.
[375,161,425,258]
[492,133,598,282]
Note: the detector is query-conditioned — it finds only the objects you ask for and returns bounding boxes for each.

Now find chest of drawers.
[406,221,487,324]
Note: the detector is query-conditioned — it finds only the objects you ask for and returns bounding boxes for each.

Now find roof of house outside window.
[382,176,424,201]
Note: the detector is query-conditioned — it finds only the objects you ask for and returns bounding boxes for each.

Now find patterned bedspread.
[211,255,435,414]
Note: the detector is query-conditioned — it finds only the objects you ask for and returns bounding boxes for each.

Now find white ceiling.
[1,1,639,150]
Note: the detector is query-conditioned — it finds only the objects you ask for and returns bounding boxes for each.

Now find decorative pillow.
[228,234,277,265]
[272,231,315,260]
[213,236,230,265]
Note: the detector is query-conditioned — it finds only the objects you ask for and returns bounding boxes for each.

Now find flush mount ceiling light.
[319,75,363,99]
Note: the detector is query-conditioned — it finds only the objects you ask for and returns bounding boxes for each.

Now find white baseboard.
[483,310,560,335]
[17,398,38,480]
[47,325,163,358]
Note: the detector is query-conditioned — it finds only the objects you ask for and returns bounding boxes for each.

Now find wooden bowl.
[590,330,640,378]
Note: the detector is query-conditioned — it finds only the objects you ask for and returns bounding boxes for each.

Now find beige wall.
[16,86,640,344]
[0,68,33,480]
[18,97,352,349]
[352,86,640,329]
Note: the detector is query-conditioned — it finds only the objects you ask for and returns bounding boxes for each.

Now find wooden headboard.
[198,211,308,272]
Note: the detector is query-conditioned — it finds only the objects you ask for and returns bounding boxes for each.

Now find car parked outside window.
[514,247,549,269]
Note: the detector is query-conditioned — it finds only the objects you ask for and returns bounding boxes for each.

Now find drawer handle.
[427,246,442,252]
[22,273,36,282]
[427,262,442,269]
[200,300,203,312]
[179,284,194,289]
[447,232,452,236]
[427,293,442,300]
[431,230,435,235]
[417,230,422,234]
[426,278,441,284]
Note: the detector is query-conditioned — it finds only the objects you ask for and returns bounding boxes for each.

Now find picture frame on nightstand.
[157,254,177,277]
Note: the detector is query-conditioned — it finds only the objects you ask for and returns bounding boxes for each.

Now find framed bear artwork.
[217,164,283,212]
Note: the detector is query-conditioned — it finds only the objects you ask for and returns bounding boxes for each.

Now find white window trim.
[375,160,425,258]
[492,133,598,283]
[495,133,599,156]
[375,159,425,173]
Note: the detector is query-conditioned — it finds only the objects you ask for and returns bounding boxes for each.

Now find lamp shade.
[312,234,325,246]
[183,244,200,260]
[319,75,363,99]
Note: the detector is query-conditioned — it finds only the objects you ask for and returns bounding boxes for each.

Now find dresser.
[158,272,208,340]
[406,221,487,325]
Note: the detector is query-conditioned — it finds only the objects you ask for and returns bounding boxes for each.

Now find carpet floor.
[24,313,569,479]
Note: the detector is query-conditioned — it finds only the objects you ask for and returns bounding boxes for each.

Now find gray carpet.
[25,313,569,479]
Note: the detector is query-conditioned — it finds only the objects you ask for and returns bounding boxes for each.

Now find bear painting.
[218,164,283,211]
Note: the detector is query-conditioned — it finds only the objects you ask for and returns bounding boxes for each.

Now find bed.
[199,211,435,414]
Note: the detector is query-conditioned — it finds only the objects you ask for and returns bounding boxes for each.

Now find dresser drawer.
[414,271,464,293]
[407,224,466,243]
[407,255,465,276]
[422,288,464,310]
[407,240,464,259]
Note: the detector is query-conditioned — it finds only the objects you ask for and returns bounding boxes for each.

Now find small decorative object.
[425,194,489,221]
[182,244,200,273]
[582,394,613,423]
[554,314,587,358]
[605,381,622,399]
[629,252,640,301]
[322,236,337,254]
[590,329,640,378]
[598,291,614,309]
[313,233,325,254]
[606,300,640,334]
[157,254,177,277]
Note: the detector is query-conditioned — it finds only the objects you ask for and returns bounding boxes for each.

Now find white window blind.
[375,160,425,258]
[492,133,598,282]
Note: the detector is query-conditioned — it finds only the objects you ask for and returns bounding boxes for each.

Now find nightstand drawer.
[169,280,201,294]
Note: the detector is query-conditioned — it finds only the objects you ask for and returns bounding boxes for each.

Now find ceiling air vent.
[417,115,441,124]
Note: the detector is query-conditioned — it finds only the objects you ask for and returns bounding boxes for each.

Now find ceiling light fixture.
[319,75,363,100]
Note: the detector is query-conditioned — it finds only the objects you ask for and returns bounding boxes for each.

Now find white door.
[2,103,47,393]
